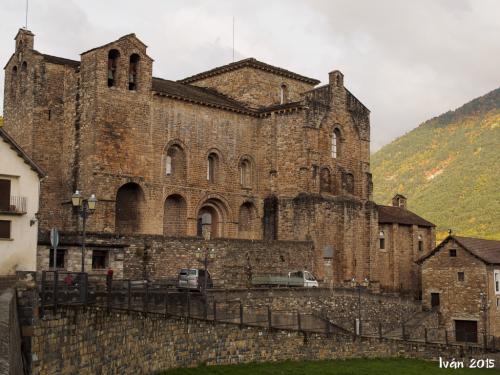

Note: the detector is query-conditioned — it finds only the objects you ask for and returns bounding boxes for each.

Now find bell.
[108,70,114,80]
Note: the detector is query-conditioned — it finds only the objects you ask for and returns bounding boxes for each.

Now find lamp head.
[87,194,98,211]
[71,190,83,207]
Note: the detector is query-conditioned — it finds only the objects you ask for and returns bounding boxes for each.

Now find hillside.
[372,87,500,240]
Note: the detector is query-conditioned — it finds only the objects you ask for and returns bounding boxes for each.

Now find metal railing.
[0,196,27,214]
[37,271,500,352]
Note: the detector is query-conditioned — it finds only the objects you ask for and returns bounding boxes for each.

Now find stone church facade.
[2,29,435,294]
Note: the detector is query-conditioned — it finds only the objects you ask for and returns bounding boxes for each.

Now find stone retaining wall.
[0,289,24,375]
[29,306,491,375]
[208,288,421,333]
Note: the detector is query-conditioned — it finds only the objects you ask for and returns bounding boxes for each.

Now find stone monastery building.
[3,29,435,294]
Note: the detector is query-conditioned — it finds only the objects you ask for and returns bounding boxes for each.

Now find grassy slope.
[161,358,496,374]
[372,88,500,240]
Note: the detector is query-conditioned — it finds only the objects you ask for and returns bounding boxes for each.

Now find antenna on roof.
[25,0,29,29]
[232,16,235,62]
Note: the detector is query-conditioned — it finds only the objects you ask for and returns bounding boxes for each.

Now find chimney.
[392,194,407,209]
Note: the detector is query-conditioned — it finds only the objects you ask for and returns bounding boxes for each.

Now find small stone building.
[2,28,435,292]
[374,194,435,297]
[0,127,45,274]
[419,235,500,343]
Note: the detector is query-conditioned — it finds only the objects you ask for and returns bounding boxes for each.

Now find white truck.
[251,270,318,288]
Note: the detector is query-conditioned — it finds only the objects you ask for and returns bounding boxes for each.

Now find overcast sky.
[1,0,499,151]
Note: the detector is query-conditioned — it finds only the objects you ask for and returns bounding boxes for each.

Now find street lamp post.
[196,229,215,297]
[71,190,98,273]
[351,277,370,335]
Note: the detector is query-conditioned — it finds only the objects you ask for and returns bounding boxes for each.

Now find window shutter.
[0,220,11,239]
[0,179,11,211]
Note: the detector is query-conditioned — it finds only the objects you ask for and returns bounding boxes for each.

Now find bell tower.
[15,28,34,52]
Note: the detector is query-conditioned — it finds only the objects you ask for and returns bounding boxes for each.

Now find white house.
[0,127,45,274]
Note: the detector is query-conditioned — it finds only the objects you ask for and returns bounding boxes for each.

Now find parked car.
[251,270,319,288]
[178,268,213,290]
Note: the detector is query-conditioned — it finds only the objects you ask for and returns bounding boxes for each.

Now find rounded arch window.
[107,49,120,87]
[239,158,252,188]
[207,152,219,183]
[280,83,288,104]
[165,144,186,179]
[332,128,341,158]
[128,54,140,90]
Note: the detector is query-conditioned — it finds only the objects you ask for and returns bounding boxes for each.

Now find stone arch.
[238,201,258,239]
[107,49,120,87]
[263,195,279,240]
[164,141,187,179]
[320,167,332,193]
[115,182,145,234]
[196,197,230,238]
[343,172,355,195]
[21,61,27,72]
[238,155,255,188]
[206,148,223,184]
[331,126,342,159]
[280,83,289,104]
[163,194,187,236]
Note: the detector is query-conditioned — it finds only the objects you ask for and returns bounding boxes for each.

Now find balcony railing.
[0,196,27,214]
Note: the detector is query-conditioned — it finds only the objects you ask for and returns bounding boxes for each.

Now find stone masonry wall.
[209,287,421,333]
[422,239,487,339]
[37,231,315,287]
[29,306,491,375]
[0,289,23,375]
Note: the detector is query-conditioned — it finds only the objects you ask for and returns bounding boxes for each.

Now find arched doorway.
[196,198,228,238]
[115,183,145,234]
[238,202,257,239]
[163,194,187,236]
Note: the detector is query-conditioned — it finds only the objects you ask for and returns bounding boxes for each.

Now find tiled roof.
[0,128,46,177]
[42,54,80,68]
[418,235,500,264]
[377,205,435,227]
[152,77,254,114]
[453,236,500,264]
[179,58,320,85]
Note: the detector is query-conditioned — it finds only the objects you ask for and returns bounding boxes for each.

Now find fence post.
[81,273,88,307]
[204,296,208,320]
[144,280,149,317]
[53,271,59,313]
[213,301,217,323]
[106,276,113,313]
[445,330,448,345]
[325,319,331,338]
[297,311,302,332]
[127,280,131,312]
[40,271,46,317]
[164,291,169,318]
[424,328,428,343]
[267,306,272,330]
[239,301,244,327]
